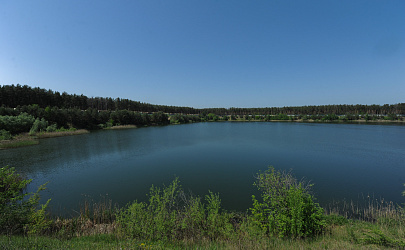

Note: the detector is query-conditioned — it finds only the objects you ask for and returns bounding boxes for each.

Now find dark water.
[1,122,404,215]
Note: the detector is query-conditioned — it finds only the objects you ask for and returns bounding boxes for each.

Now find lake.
[1,122,404,216]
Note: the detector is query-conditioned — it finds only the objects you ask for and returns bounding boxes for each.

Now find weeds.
[2,165,405,249]
[0,166,50,235]
[116,178,235,242]
[250,166,325,238]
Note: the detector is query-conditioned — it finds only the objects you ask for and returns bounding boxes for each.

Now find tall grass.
[2,165,405,249]
[116,178,237,242]
[50,196,118,239]
[325,196,405,248]
[35,129,89,139]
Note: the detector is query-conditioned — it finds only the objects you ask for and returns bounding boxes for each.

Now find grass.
[0,134,39,149]
[104,125,137,130]
[1,222,402,249]
[35,129,89,139]
[0,208,404,249]
[1,167,404,249]
[0,129,89,149]
[2,194,404,249]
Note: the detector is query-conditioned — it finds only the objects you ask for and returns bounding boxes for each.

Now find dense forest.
[0,84,199,114]
[0,84,404,138]
[1,84,404,116]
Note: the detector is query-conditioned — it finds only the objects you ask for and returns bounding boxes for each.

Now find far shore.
[226,118,405,123]
[1,118,404,150]
[104,125,138,130]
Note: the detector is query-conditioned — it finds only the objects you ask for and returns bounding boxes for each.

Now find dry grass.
[50,197,118,238]
[105,125,137,130]
[35,129,89,139]
[0,130,89,149]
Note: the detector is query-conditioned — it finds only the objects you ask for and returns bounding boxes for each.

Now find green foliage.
[250,166,325,238]
[117,178,182,240]
[170,113,184,124]
[46,124,58,132]
[29,118,48,135]
[205,191,234,239]
[117,178,234,241]
[324,214,349,226]
[151,111,169,125]
[2,163,405,248]
[361,228,405,248]
[207,113,218,121]
[0,113,35,134]
[275,113,290,120]
[169,114,199,124]
[385,113,398,121]
[0,129,12,140]
[322,114,339,121]
[0,166,51,235]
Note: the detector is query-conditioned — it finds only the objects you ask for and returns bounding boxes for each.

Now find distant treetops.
[1,84,404,116]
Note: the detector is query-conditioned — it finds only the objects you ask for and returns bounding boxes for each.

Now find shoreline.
[226,118,405,124]
[1,119,403,149]
[0,129,89,149]
[103,125,138,130]
[0,134,39,149]
[35,129,90,139]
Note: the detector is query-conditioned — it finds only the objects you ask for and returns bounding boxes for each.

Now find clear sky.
[1,0,404,108]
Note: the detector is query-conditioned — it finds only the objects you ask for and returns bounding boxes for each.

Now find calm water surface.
[1,122,404,216]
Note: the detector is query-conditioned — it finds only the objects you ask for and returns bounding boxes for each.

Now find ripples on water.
[1,122,404,216]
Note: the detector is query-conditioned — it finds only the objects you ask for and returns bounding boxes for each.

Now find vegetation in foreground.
[1,166,405,249]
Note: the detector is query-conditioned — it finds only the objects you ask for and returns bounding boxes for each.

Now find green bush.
[250,166,325,238]
[29,118,48,135]
[46,124,58,132]
[117,178,234,241]
[0,113,35,134]
[0,129,12,140]
[204,191,234,239]
[117,178,183,240]
[0,166,51,235]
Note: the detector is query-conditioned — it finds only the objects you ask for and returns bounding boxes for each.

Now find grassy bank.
[35,129,89,139]
[0,129,89,149]
[103,125,138,130]
[1,208,404,249]
[1,166,404,249]
[0,134,39,149]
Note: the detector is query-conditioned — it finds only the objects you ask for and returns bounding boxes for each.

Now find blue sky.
[1,0,404,108]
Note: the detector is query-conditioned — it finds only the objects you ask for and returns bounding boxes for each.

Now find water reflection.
[1,122,404,216]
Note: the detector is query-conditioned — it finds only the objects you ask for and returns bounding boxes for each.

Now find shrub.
[117,178,183,240]
[0,113,35,134]
[0,166,51,235]
[46,124,58,132]
[116,178,234,241]
[29,118,48,135]
[0,129,12,140]
[250,166,325,238]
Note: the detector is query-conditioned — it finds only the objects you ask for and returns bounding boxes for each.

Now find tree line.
[0,84,198,114]
[1,84,404,116]
[202,104,405,116]
[0,105,176,135]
